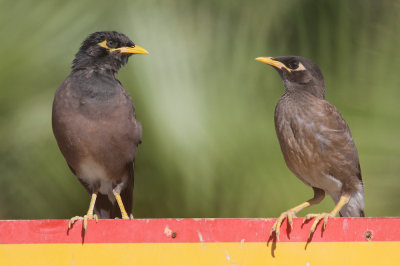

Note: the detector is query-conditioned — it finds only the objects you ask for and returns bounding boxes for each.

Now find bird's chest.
[56,92,133,145]
[53,76,139,171]
[77,94,124,120]
[274,101,324,183]
[74,81,124,118]
[56,79,134,132]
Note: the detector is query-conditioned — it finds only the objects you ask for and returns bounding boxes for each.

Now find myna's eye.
[107,40,118,48]
[287,61,299,70]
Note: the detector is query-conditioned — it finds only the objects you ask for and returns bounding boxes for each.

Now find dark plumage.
[256,56,365,239]
[52,31,148,231]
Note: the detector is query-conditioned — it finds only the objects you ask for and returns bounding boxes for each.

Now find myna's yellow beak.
[117,45,149,55]
[256,57,290,72]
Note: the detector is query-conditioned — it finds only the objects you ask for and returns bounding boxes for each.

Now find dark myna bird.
[256,56,365,239]
[52,31,148,231]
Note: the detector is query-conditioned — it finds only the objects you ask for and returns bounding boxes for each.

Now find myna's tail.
[339,190,365,217]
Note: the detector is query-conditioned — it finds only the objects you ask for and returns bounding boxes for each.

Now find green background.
[0,0,399,219]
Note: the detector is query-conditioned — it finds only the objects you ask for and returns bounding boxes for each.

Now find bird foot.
[303,212,333,238]
[69,214,98,232]
[270,211,297,241]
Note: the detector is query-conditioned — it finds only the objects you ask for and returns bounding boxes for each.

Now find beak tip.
[255,57,266,63]
[123,45,149,55]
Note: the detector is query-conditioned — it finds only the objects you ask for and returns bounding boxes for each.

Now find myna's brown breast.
[52,74,141,184]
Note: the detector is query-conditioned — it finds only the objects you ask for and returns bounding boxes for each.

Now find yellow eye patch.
[98,40,119,52]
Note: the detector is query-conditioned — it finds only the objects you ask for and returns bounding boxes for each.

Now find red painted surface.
[0,218,399,244]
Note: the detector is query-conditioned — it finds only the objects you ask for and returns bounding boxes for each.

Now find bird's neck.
[284,81,326,99]
[69,69,120,102]
[72,52,121,75]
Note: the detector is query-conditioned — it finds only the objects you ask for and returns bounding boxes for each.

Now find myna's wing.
[312,99,362,182]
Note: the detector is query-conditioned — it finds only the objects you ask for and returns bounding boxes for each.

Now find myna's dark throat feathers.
[67,70,121,102]
[283,79,326,100]
[72,50,130,74]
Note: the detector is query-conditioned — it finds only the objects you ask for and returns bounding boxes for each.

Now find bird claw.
[69,216,83,229]
[303,213,333,238]
[270,211,296,241]
[69,214,98,232]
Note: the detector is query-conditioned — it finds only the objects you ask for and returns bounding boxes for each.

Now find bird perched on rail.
[256,56,365,240]
[52,31,148,231]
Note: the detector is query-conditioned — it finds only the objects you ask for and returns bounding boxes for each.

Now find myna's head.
[256,56,326,99]
[72,31,148,73]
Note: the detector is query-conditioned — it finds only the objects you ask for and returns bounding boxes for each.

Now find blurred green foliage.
[0,0,399,219]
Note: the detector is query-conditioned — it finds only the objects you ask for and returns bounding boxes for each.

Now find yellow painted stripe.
[1,242,399,265]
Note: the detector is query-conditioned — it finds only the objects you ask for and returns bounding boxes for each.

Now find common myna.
[256,56,365,239]
[52,31,148,231]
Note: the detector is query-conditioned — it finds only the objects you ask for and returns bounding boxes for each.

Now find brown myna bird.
[52,31,148,231]
[256,56,365,239]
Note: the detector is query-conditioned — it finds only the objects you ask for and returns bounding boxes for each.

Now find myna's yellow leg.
[271,188,325,240]
[69,191,99,231]
[113,191,130,219]
[303,193,350,238]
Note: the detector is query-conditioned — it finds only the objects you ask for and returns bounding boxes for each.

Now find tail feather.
[94,194,117,219]
[339,190,365,217]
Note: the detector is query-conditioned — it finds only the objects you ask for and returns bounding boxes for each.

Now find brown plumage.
[52,31,148,231]
[256,56,365,239]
